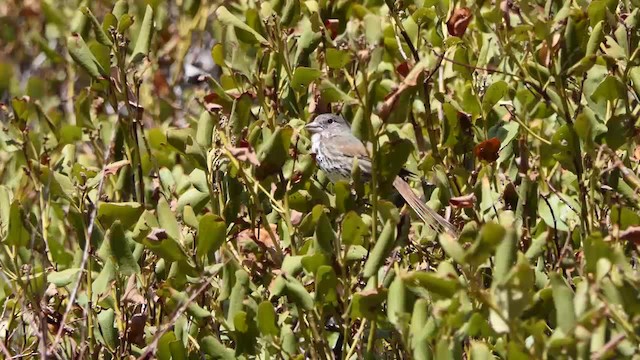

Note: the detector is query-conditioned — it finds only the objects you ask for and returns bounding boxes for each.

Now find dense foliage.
[2,0,640,358]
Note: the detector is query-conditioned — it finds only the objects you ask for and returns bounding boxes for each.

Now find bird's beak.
[305,122,321,134]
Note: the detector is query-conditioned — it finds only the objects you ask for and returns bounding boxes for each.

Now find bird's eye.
[327,118,334,124]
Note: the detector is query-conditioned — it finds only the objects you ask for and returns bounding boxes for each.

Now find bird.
[305,113,458,237]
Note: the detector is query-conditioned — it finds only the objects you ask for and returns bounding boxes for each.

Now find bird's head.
[305,113,350,134]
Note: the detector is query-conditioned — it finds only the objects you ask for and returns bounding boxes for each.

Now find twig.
[591,333,626,360]
[540,194,560,263]
[49,119,120,352]
[501,105,552,145]
[136,279,213,359]
[344,320,367,360]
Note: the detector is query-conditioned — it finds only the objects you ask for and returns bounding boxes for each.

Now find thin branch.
[49,119,120,352]
[136,279,212,359]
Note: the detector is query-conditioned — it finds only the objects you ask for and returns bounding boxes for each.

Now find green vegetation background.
[1,0,640,359]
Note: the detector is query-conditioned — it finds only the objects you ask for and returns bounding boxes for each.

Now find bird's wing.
[339,135,370,159]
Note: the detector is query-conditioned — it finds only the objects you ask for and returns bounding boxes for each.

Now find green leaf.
[197,214,227,259]
[590,76,626,103]
[216,6,268,45]
[117,14,134,33]
[387,274,408,329]
[351,288,386,319]
[319,79,357,104]
[107,221,140,275]
[464,222,505,267]
[439,232,466,263]
[313,207,336,255]
[196,111,215,148]
[326,48,352,69]
[378,137,413,185]
[482,81,508,113]
[402,271,461,298]
[59,124,83,145]
[257,301,279,336]
[257,126,293,178]
[67,33,107,78]
[470,342,492,360]
[364,14,383,45]
[211,43,225,67]
[157,197,181,240]
[48,268,81,287]
[168,289,212,321]
[96,309,116,350]
[81,6,113,46]
[587,0,618,27]
[586,21,604,56]
[7,201,29,247]
[301,253,329,274]
[315,265,338,305]
[97,202,144,230]
[551,124,578,172]
[0,186,11,236]
[112,0,129,20]
[341,211,367,246]
[550,273,576,334]
[283,275,314,311]
[130,5,153,64]
[363,219,397,278]
[227,270,249,329]
[291,67,322,91]
[574,107,607,146]
[200,336,235,360]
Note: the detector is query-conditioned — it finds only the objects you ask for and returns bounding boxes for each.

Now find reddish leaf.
[203,93,223,112]
[474,137,501,162]
[447,7,473,37]
[396,61,411,78]
[621,226,640,244]
[324,19,339,39]
[153,72,170,97]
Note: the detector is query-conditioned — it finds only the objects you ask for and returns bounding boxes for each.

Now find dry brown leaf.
[378,61,427,120]
[127,312,147,346]
[147,228,168,242]
[237,224,279,250]
[122,275,146,306]
[449,193,476,208]
[203,92,224,112]
[104,159,130,176]
[474,137,501,163]
[447,7,473,37]
[228,145,260,166]
[620,226,640,244]
[539,33,561,67]
[153,71,171,98]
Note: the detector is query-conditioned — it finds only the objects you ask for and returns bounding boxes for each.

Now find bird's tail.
[393,176,458,237]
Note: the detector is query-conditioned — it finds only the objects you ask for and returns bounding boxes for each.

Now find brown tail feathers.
[392,176,458,237]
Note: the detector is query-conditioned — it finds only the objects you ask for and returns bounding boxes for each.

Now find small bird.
[305,113,458,237]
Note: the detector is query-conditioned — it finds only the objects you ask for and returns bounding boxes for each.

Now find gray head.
[305,113,350,134]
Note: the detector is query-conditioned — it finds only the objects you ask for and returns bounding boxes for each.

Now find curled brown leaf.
[447,7,473,37]
[449,193,476,208]
[378,61,427,120]
[228,145,260,166]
